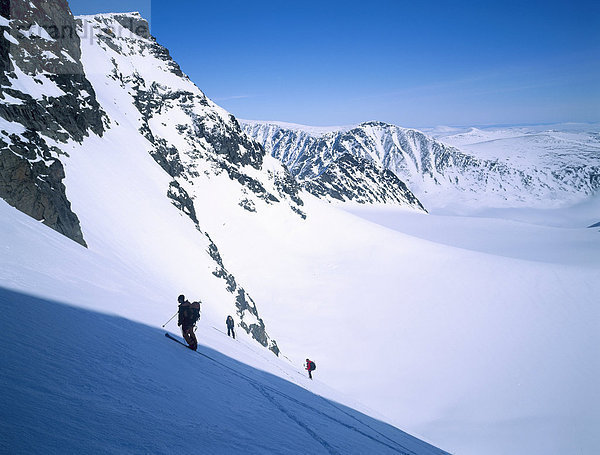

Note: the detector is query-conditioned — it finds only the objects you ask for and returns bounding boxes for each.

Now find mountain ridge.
[242,119,600,210]
[0,2,305,353]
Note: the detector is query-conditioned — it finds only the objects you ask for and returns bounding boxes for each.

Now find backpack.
[309,361,316,371]
[180,302,200,325]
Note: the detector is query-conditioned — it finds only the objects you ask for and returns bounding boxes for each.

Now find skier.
[305,358,316,379]
[226,315,235,339]
[177,294,200,350]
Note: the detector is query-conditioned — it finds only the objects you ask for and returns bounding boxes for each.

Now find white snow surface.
[433,124,600,166]
[0,200,444,455]
[2,170,599,454]
[195,193,600,455]
[1,10,599,455]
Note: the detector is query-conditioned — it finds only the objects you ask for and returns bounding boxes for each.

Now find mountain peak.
[76,11,143,19]
[357,120,390,128]
[240,119,355,137]
[76,11,150,39]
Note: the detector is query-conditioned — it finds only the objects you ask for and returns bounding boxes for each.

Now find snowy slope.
[195,190,600,455]
[0,201,446,455]
[1,3,599,455]
[434,124,600,166]
[0,2,310,353]
[243,120,600,211]
[0,3,448,454]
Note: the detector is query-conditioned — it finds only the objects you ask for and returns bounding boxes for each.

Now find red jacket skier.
[305,358,316,379]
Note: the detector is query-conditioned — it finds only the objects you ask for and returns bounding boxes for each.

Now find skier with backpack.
[177,294,200,350]
[226,315,235,339]
[305,358,316,379]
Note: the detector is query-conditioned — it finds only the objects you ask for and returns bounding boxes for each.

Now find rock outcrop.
[0,0,107,246]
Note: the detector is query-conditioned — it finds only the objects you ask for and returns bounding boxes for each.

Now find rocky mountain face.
[0,2,304,355]
[0,0,107,246]
[78,12,305,222]
[242,121,426,210]
[303,153,425,209]
[242,120,600,209]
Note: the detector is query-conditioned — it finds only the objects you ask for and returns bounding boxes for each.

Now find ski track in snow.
[166,333,420,455]
[1,280,447,454]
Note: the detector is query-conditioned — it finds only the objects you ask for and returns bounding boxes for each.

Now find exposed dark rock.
[0,0,108,246]
[167,180,198,224]
[204,232,279,355]
[219,163,279,204]
[0,141,86,247]
[239,198,256,212]
[236,288,280,356]
[273,166,305,208]
[111,13,150,39]
[304,153,426,210]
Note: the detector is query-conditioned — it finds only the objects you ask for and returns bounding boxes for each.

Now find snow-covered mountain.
[0,199,449,455]
[242,120,426,210]
[432,124,600,169]
[0,2,311,354]
[0,3,448,453]
[242,120,600,210]
[2,2,600,455]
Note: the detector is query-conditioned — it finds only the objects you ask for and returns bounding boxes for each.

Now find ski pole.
[162,311,178,328]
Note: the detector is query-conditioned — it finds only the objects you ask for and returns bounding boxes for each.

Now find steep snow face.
[60,11,313,353]
[242,120,426,210]
[0,202,449,455]
[76,13,305,222]
[0,2,309,354]
[243,120,600,210]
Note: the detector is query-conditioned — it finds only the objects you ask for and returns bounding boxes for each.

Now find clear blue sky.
[69,0,599,128]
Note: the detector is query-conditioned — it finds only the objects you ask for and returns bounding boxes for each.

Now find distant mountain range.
[242,120,600,210]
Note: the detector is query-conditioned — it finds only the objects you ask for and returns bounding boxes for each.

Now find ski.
[164,332,190,347]
[164,333,219,362]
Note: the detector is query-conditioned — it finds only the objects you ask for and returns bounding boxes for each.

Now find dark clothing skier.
[177,294,200,350]
[226,315,235,339]
[305,358,316,379]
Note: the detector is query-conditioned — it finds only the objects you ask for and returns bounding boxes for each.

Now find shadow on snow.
[0,287,448,455]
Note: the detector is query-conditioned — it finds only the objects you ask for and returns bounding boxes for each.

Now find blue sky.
[69,0,599,128]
